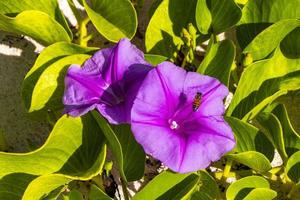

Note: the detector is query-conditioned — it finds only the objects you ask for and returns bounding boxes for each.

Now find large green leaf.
[226,176,271,200]
[243,19,300,61]
[0,114,106,178]
[133,171,198,200]
[197,39,235,86]
[225,117,274,161]
[92,111,145,182]
[144,54,167,65]
[22,174,71,200]
[227,151,272,173]
[145,0,197,57]
[237,0,300,49]
[227,48,300,120]
[22,42,97,112]
[0,114,106,199]
[195,0,241,34]
[28,54,91,116]
[0,11,71,45]
[285,150,300,183]
[83,0,137,42]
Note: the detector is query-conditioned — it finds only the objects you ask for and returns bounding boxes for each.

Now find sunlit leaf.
[83,0,137,42]
[227,48,300,120]
[227,151,272,173]
[226,176,271,200]
[22,42,97,112]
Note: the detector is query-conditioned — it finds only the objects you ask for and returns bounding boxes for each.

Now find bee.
[192,92,202,112]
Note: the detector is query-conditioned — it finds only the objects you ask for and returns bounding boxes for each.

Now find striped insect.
[192,92,202,112]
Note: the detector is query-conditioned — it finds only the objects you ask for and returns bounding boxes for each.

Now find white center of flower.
[170,120,179,130]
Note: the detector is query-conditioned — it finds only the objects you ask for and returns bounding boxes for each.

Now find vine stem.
[120,178,130,200]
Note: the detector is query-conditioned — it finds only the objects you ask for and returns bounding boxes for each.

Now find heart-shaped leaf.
[197,39,235,86]
[83,0,137,42]
[92,111,145,182]
[22,42,97,112]
[145,0,198,57]
[195,0,241,34]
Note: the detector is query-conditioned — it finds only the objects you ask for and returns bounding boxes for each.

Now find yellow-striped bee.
[192,92,202,112]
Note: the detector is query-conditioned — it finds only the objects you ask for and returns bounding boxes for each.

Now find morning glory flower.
[131,62,235,173]
[63,38,151,124]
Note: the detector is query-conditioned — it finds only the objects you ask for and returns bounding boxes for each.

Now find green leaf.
[0,173,36,200]
[92,111,145,182]
[144,54,167,65]
[197,39,235,86]
[237,0,300,49]
[280,27,300,58]
[68,189,84,200]
[227,48,300,120]
[29,54,91,116]
[83,0,137,42]
[225,116,274,161]
[285,150,300,183]
[243,188,277,200]
[226,176,270,200]
[0,0,71,37]
[256,111,288,162]
[89,184,112,200]
[22,174,71,200]
[195,0,241,34]
[227,151,272,173]
[243,19,300,61]
[190,171,220,200]
[0,11,71,45]
[22,42,97,112]
[0,114,106,199]
[271,104,300,156]
[0,114,106,178]
[145,0,197,57]
[133,171,198,200]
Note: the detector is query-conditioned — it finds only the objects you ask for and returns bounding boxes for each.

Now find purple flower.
[63,38,151,124]
[131,62,235,173]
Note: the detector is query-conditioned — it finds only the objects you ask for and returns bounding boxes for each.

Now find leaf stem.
[222,159,233,181]
[78,17,90,47]
[120,178,130,200]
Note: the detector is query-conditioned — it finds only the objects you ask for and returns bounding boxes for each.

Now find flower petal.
[133,62,187,118]
[131,122,185,172]
[63,64,108,116]
[178,116,235,172]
